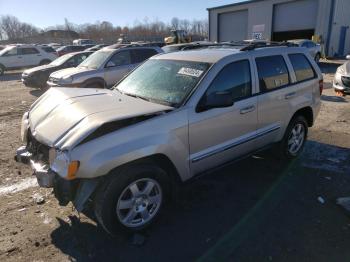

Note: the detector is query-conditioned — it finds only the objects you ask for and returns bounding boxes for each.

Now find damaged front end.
[15,119,99,211]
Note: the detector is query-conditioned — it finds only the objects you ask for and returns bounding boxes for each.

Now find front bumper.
[15,146,56,188]
[333,73,350,92]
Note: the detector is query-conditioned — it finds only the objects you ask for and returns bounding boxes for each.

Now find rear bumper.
[15,146,55,188]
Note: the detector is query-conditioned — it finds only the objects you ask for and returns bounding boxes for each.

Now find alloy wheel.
[287,123,305,155]
[116,178,162,228]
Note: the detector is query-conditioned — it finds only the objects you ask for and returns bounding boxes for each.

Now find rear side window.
[205,60,252,102]
[20,48,39,55]
[256,55,289,92]
[288,53,316,82]
[42,46,56,53]
[131,49,158,63]
[109,50,131,66]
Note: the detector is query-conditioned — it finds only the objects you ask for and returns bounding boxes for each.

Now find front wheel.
[279,115,308,159]
[94,164,169,235]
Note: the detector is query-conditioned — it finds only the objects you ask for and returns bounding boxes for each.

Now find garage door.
[218,10,248,42]
[273,0,318,41]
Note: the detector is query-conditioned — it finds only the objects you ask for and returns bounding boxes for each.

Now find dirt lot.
[0,61,350,262]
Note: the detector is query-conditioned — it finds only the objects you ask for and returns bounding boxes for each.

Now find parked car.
[21,51,93,88]
[47,45,162,88]
[15,43,322,234]
[56,45,86,56]
[85,44,109,52]
[48,43,63,50]
[288,39,321,62]
[333,55,350,95]
[0,44,58,76]
[73,39,95,45]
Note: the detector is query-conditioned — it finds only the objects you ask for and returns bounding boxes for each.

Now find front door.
[189,59,258,175]
[104,50,134,87]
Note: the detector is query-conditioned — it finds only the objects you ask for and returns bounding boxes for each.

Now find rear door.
[253,54,294,148]
[189,59,258,175]
[19,47,41,66]
[104,50,132,87]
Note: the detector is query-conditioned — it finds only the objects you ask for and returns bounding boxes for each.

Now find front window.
[78,50,112,69]
[115,59,211,107]
[0,47,17,56]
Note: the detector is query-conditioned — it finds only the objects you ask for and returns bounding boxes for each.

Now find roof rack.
[239,41,298,51]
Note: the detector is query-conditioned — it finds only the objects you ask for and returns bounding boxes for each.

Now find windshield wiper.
[122,92,152,102]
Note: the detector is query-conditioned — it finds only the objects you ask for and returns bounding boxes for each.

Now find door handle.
[240,105,255,114]
[285,92,296,99]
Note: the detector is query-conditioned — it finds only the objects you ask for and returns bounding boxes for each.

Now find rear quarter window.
[255,55,290,92]
[288,53,316,82]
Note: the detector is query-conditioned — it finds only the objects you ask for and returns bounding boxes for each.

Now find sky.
[0,0,243,29]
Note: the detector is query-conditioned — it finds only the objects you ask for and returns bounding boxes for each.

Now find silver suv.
[15,43,322,234]
[47,45,162,88]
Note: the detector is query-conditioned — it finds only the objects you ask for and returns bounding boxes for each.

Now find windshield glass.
[0,46,13,56]
[78,50,112,69]
[50,53,73,66]
[115,59,211,107]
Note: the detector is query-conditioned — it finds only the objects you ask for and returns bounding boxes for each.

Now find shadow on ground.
[0,71,22,82]
[321,94,348,103]
[50,140,350,262]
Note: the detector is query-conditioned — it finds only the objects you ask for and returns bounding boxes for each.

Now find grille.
[27,131,50,163]
[341,76,350,88]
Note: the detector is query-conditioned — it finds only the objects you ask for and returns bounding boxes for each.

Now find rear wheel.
[0,64,5,76]
[39,59,51,65]
[94,164,169,235]
[278,115,308,159]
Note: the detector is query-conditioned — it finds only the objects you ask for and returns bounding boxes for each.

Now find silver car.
[288,39,322,62]
[47,45,163,88]
[333,55,350,94]
[16,44,322,234]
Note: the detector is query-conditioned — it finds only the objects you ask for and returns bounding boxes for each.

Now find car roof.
[154,48,242,63]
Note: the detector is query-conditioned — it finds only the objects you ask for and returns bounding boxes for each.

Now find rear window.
[288,53,316,82]
[132,49,158,63]
[256,55,290,92]
[41,46,56,53]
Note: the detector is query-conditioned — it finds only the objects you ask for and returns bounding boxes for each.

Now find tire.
[278,115,308,159]
[94,164,169,235]
[0,64,5,76]
[314,53,321,63]
[39,59,51,65]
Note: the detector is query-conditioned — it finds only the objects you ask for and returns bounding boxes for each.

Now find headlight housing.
[50,150,79,180]
[20,112,29,143]
[337,66,346,75]
[60,75,73,84]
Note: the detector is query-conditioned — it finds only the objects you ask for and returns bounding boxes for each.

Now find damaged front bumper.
[15,146,55,188]
[15,146,99,211]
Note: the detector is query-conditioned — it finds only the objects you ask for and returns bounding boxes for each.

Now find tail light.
[319,79,323,95]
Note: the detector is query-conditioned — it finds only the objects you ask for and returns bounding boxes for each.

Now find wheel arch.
[82,77,106,88]
[292,106,314,127]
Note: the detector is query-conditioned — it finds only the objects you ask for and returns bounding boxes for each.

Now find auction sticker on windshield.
[178,67,204,78]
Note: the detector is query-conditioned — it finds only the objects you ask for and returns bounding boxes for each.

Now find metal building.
[208,0,350,56]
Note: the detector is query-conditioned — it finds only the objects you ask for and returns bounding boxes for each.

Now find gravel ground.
[0,61,349,261]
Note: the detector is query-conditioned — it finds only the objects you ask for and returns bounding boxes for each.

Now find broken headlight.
[20,112,29,143]
[50,150,79,180]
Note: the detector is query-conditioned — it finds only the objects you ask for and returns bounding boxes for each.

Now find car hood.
[50,66,93,79]
[28,87,173,148]
[24,64,57,75]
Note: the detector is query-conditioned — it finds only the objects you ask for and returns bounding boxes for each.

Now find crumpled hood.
[50,66,93,79]
[29,87,173,148]
[24,64,57,75]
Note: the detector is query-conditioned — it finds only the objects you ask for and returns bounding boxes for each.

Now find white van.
[73,39,95,46]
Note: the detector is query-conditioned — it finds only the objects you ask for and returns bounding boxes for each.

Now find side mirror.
[346,55,350,60]
[106,61,116,68]
[197,91,233,112]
